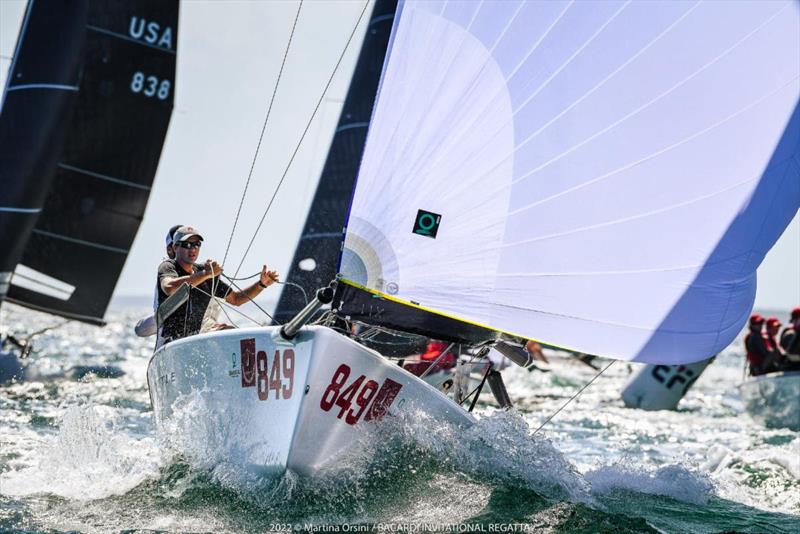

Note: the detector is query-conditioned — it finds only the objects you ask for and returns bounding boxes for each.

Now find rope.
[532,360,615,436]
[223,271,310,307]
[190,283,265,327]
[220,274,277,324]
[222,0,304,269]
[232,0,370,278]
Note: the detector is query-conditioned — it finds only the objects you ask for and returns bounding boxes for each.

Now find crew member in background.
[403,340,455,377]
[764,317,784,372]
[134,224,183,337]
[156,226,278,347]
[744,314,773,376]
[525,340,550,364]
[779,307,800,356]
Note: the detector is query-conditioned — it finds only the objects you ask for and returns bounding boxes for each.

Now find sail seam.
[0,207,41,213]
[502,175,757,248]
[336,121,369,133]
[57,163,151,191]
[86,25,176,54]
[506,2,791,192]
[31,229,129,254]
[506,74,799,220]
[369,13,395,27]
[6,84,79,92]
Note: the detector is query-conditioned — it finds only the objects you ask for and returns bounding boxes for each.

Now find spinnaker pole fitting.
[280,283,335,340]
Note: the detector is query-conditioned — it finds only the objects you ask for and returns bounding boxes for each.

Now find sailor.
[779,307,800,356]
[156,226,278,347]
[764,317,784,372]
[134,224,183,337]
[403,340,455,376]
[744,314,773,376]
[525,340,550,364]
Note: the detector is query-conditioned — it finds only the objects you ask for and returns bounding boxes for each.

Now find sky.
[1,0,798,312]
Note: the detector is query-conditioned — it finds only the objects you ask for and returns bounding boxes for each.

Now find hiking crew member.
[157,226,278,347]
[778,307,800,371]
[779,307,800,356]
[764,317,784,372]
[135,224,183,338]
[745,314,774,376]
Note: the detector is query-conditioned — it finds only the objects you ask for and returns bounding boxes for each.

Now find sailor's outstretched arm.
[225,265,278,306]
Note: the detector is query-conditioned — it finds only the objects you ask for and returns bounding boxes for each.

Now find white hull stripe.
[6,83,78,92]
[32,229,129,254]
[0,207,41,213]
[58,163,151,191]
[86,25,176,55]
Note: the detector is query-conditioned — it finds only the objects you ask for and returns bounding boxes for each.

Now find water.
[1,304,797,533]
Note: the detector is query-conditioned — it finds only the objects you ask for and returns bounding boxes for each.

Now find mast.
[272,0,398,325]
[4,0,179,325]
[0,0,88,310]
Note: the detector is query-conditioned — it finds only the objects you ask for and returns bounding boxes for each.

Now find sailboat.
[738,370,800,430]
[0,0,178,382]
[148,0,800,477]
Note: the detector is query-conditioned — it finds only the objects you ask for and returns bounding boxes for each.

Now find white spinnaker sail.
[340,0,800,364]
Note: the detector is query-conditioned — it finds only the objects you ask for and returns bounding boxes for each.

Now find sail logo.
[129,17,173,50]
[413,209,441,238]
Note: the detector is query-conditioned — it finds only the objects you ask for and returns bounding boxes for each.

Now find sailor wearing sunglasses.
[155,225,279,347]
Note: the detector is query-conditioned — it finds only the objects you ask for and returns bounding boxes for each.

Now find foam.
[0,404,163,500]
[585,462,714,505]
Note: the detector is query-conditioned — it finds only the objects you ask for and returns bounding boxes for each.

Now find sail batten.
[338,0,800,364]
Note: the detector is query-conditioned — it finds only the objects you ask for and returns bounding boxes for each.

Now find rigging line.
[221,0,304,270]
[222,270,309,306]
[220,274,277,324]
[191,284,264,327]
[532,360,615,436]
[232,0,371,279]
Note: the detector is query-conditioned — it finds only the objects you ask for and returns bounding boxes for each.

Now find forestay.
[338,0,800,364]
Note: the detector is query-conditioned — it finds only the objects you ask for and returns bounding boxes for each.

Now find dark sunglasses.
[176,241,202,249]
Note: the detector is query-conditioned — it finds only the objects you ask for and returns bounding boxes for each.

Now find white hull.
[738,371,800,431]
[147,326,474,477]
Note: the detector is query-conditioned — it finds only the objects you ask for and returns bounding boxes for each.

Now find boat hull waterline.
[147,325,474,477]
[738,371,800,431]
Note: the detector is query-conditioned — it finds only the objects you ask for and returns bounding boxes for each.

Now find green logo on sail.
[413,209,441,238]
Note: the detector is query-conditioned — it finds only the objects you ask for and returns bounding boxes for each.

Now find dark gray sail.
[273,0,398,324]
[0,0,88,306]
[5,0,178,325]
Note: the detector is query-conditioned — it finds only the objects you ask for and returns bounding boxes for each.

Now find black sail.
[5,0,179,325]
[0,0,88,305]
[272,0,398,324]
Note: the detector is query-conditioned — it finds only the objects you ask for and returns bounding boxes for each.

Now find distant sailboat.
[0,0,178,382]
[149,0,800,478]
